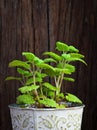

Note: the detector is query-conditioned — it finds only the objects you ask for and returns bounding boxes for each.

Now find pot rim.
[8,103,85,111]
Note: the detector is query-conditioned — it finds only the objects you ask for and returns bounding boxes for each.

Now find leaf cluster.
[5,41,86,108]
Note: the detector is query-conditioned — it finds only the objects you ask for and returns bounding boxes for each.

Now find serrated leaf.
[70,53,85,58]
[44,58,56,63]
[9,60,30,69]
[26,77,42,85]
[39,98,58,108]
[61,54,71,60]
[44,68,55,77]
[17,68,30,75]
[68,57,87,65]
[65,64,75,73]
[54,68,72,75]
[65,93,82,104]
[16,94,35,105]
[22,52,35,61]
[64,77,75,82]
[25,78,34,85]
[36,72,47,78]
[56,41,69,52]
[46,67,71,76]
[34,57,44,64]
[36,63,54,70]
[47,91,55,98]
[5,76,22,81]
[43,82,58,91]
[18,85,39,93]
[22,52,44,64]
[43,52,62,61]
[57,63,63,68]
[59,93,65,98]
[68,45,79,53]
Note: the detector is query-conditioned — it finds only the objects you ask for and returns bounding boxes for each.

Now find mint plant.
[6,41,86,108]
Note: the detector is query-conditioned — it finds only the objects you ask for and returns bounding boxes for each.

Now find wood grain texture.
[0,0,97,129]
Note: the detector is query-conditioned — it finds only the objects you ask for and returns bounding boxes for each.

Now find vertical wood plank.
[48,0,60,51]
[32,0,49,56]
[21,0,34,52]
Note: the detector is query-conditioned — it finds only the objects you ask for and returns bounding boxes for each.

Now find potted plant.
[6,41,87,130]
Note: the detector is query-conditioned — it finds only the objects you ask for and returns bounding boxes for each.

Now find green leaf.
[25,78,34,85]
[44,58,56,63]
[36,63,54,70]
[54,68,72,75]
[34,57,44,64]
[16,94,35,105]
[26,77,42,85]
[22,52,44,64]
[9,60,30,69]
[68,57,87,65]
[68,45,79,53]
[58,93,65,98]
[44,68,55,77]
[57,63,63,68]
[17,68,30,75]
[36,72,47,78]
[44,67,71,77]
[18,85,39,94]
[39,98,58,108]
[62,53,87,65]
[5,76,22,81]
[47,91,55,98]
[61,54,71,60]
[65,93,82,104]
[65,64,75,73]
[43,52,62,61]
[70,53,85,59]
[22,52,35,61]
[64,77,75,82]
[56,41,69,52]
[43,82,58,91]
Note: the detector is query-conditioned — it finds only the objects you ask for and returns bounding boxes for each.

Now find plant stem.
[30,63,39,99]
[54,76,60,98]
[59,73,64,89]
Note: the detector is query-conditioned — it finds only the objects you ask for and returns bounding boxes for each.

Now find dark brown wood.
[0,0,97,129]
[32,0,49,56]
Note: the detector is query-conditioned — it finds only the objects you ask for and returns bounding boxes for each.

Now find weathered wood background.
[0,0,97,129]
